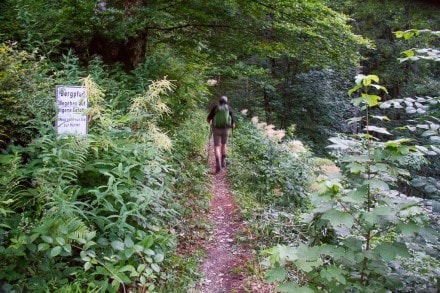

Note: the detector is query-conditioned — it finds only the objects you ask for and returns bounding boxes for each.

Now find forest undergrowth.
[227,81,440,292]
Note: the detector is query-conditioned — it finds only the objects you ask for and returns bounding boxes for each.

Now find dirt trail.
[195,149,252,293]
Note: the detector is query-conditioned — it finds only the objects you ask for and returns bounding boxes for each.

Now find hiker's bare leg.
[221,144,227,156]
[215,146,222,160]
[214,145,222,173]
[221,144,227,168]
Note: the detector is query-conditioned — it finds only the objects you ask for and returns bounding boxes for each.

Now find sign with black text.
[56,85,88,135]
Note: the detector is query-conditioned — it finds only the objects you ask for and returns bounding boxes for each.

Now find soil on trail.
[195,151,252,293]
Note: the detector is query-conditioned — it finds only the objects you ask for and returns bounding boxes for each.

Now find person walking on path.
[207,95,235,173]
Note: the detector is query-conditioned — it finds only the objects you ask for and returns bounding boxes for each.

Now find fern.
[32,135,91,187]
[0,154,24,214]
[34,215,91,244]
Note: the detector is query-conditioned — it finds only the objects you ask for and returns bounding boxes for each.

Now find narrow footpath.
[195,147,252,293]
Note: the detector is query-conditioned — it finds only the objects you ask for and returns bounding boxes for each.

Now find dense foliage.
[0,40,212,290]
[1,0,439,291]
[263,74,439,292]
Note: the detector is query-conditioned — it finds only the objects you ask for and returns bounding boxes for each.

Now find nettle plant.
[263,74,439,292]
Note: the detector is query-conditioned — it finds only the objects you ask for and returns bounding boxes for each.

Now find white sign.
[56,85,88,135]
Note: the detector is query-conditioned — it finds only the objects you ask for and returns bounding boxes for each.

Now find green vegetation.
[262,74,439,292]
[1,0,439,292]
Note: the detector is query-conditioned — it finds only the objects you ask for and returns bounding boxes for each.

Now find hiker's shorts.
[213,127,230,147]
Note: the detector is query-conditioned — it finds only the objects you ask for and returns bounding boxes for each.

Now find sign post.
[56,85,88,135]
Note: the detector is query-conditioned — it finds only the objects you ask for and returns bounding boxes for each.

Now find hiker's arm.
[207,105,216,124]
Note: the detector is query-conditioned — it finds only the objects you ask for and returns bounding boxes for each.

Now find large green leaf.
[111,240,125,251]
[321,210,354,228]
[374,242,410,261]
[277,283,316,293]
[397,222,420,236]
[364,126,391,135]
[265,266,286,282]
[364,179,390,191]
[346,162,366,174]
[364,206,395,225]
[319,265,346,284]
[50,246,62,258]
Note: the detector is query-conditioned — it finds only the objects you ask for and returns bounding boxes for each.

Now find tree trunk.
[89,0,147,71]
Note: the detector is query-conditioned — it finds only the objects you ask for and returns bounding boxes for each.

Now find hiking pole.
[207,125,213,165]
[230,125,234,166]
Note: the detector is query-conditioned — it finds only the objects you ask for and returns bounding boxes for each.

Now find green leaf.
[124,236,134,248]
[154,253,164,263]
[142,235,154,248]
[342,189,366,204]
[56,237,65,246]
[364,75,380,85]
[374,242,410,261]
[348,84,362,95]
[296,258,323,273]
[385,138,413,148]
[85,241,96,250]
[277,283,316,293]
[137,264,147,273]
[364,126,391,135]
[394,31,404,38]
[41,236,53,244]
[50,246,62,258]
[97,237,109,246]
[411,178,426,187]
[347,162,366,174]
[361,93,381,107]
[266,266,286,282]
[364,206,395,226]
[397,222,420,236]
[365,179,389,191]
[86,231,96,241]
[38,243,50,252]
[111,240,125,251]
[119,265,136,273]
[278,245,298,262]
[425,185,438,193]
[321,210,354,228]
[63,244,72,254]
[124,248,134,259]
[320,266,346,284]
[151,263,161,273]
[144,248,155,256]
[327,137,357,150]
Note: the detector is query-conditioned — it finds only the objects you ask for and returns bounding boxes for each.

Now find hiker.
[207,95,235,173]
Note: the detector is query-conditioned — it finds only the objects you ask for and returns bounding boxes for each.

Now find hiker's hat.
[219,96,228,103]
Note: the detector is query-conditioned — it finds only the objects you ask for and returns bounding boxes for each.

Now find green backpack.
[213,104,231,128]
